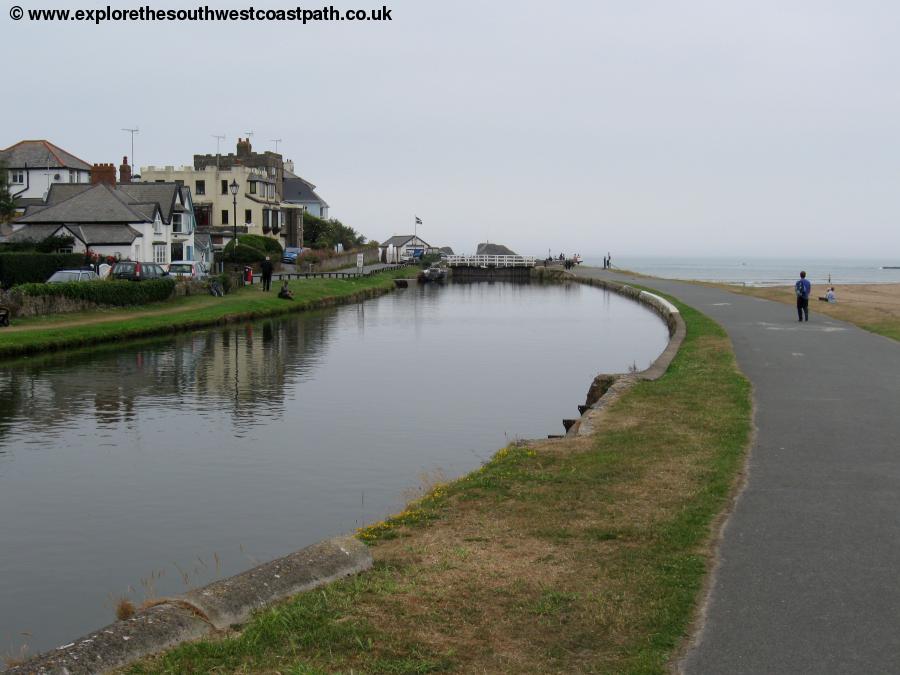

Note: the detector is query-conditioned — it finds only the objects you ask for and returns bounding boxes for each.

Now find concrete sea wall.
[7,536,372,675]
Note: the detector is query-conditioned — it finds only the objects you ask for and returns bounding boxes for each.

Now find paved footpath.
[575,267,900,674]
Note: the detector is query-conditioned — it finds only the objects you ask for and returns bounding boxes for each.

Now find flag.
[415,216,423,225]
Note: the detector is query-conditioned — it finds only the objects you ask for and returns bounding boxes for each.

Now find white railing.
[443,255,537,268]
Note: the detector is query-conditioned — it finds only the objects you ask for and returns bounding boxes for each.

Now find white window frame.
[172,213,183,234]
[153,215,163,235]
[10,170,24,184]
[153,244,167,264]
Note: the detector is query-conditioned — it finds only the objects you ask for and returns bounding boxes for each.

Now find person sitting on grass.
[278,280,294,300]
[818,287,836,303]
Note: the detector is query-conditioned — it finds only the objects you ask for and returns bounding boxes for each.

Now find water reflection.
[0,282,668,656]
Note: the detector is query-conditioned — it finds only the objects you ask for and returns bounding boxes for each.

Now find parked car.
[46,270,100,283]
[282,247,304,264]
[111,261,168,281]
[167,260,209,280]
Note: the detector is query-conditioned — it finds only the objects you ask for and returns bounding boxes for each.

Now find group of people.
[602,253,612,269]
[795,271,837,322]
[259,256,294,300]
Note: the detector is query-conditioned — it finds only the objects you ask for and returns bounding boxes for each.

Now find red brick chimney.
[91,163,117,186]
[119,156,132,184]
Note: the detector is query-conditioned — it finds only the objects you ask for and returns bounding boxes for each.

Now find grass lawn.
[126,296,752,674]
[0,269,414,359]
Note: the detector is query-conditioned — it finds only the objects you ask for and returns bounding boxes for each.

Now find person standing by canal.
[795,270,811,321]
[261,256,274,292]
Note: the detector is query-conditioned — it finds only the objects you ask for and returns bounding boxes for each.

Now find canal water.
[0,281,668,657]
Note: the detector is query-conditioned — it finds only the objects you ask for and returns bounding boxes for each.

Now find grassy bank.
[0,269,413,359]
[713,282,900,342]
[127,297,752,674]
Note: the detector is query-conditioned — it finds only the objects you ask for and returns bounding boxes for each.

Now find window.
[154,245,167,264]
[69,170,76,183]
[153,216,162,235]
[245,209,252,224]
[172,213,183,233]
[221,209,229,225]
[221,180,228,195]
[195,180,205,195]
[10,170,24,184]
[174,179,184,186]
[249,181,256,194]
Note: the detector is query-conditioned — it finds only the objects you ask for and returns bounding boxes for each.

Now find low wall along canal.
[0,278,670,668]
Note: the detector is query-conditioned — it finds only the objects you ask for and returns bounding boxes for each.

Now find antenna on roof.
[244,130,255,139]
[212,134,225,168]
[270,138,282,153]
[121,127,139,175]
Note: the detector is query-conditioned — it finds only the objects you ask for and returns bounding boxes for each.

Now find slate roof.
[15,182,189,225]
[6,223,141,245]
[283,176,329,207]
[381,235,431,248]
[0,140,91,171]
[476,242,518,256]
[116,183,182,221]
[66,224,142,244]
[16,184,153,224]
[5,224,61,242]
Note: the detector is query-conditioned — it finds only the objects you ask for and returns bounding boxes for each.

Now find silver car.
[167,261,209,280]
[46,270,100,283]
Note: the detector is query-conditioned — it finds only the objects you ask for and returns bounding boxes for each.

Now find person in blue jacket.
[795,270,811,322]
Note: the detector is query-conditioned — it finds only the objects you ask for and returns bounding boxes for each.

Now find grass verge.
[0,269,413,360]
[126,296,751,674]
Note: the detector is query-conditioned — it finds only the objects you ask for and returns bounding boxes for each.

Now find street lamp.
[229,180,239,261]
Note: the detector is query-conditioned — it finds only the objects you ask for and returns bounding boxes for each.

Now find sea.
[581,256,900,286]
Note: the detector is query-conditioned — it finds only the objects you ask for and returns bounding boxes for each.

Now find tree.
[0,162,15,223]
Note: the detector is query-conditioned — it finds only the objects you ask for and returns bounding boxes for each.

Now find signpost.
[357,253,364,275]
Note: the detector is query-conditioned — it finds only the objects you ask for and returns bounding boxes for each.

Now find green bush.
[16,278,176,305]
[226,234,283,255]
[220,242,267,264]
[418,253,443,268]
[0,252,86,288]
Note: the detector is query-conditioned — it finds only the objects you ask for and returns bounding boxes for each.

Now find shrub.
[16,278,176,306]
[418,253,443,268]
[220,241,267,264]
[226,234,283,255]
[0,252,86,288]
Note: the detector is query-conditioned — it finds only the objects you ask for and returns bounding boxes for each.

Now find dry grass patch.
[128,299,751,675]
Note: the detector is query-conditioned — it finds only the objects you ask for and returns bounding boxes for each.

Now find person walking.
[261,256,274,292]
[795,270,811,321]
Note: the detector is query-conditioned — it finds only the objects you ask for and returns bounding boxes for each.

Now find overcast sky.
[4,0,900,258]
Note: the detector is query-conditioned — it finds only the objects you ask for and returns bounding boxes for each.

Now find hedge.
[16,278,176,306]
[0,252,85,288]
[218,242,267,264]
[226,234,283,255]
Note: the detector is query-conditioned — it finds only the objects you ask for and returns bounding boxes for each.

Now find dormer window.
[249,181,257,195]
[154,215,163,235]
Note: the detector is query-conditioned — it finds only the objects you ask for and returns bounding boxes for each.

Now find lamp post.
[299,205,305,248]
[229,180,239,262]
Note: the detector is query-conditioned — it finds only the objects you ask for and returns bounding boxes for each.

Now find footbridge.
[443,255,537,281]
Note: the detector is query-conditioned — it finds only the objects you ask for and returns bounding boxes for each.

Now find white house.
[9,179,196,264]
[379,235,433,263]
[0,140,91,205]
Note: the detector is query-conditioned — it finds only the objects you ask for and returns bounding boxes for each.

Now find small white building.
[0,140,91,204]
[379,235,433,263]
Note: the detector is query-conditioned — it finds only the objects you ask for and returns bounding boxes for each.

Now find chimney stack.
[91,163,117,186]
[119,156,132,184]
[237,137,252,157]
